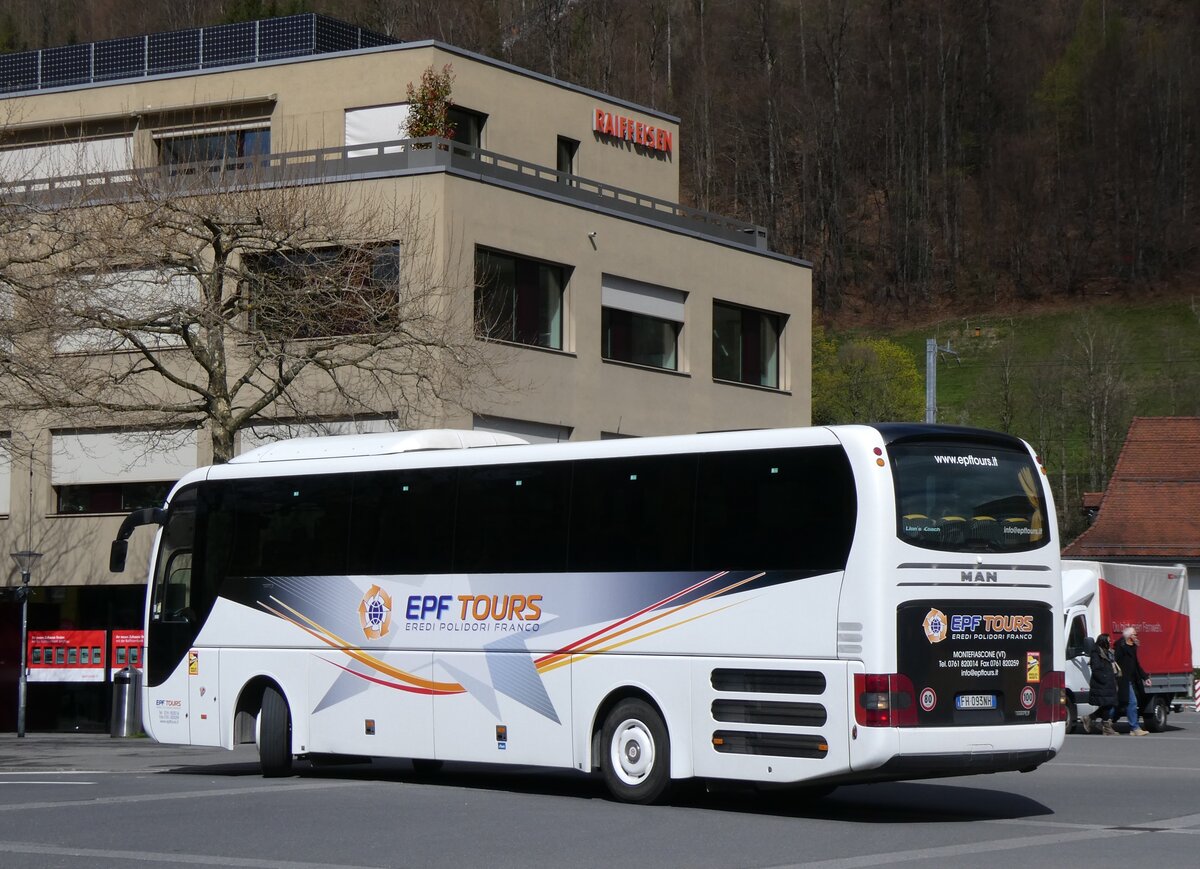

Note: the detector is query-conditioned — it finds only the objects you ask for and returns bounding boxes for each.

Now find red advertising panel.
[110,630,145,671]
[27,630,107,682]
[1098,578,1193,674]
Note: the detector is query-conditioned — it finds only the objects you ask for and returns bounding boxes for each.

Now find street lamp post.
[10,550,42,738]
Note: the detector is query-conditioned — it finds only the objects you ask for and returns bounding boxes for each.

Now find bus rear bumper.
[844,722,1061,785]
[874,746,1056,779]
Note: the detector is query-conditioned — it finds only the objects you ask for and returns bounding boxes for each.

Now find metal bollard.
[110,666,143,737]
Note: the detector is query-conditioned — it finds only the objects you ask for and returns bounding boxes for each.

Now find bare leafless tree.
[0,155,507,464]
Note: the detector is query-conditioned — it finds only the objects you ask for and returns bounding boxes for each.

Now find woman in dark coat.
[1083,633,1119,735]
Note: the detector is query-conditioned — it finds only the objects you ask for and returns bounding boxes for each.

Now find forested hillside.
[2,0,1196,321]
[3,0,1198,541]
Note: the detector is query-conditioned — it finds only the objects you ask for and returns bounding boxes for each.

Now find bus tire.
[600,698,671,804]
[258,684,293,777]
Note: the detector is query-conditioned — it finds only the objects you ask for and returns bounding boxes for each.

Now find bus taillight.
[854,673,917,727]
[1035,671,1067,723]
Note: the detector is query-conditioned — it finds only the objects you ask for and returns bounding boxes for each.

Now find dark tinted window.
[694,447,856,571]
[890,440,1048,552]
[208,475,353,578]
[569,455,697,571]
[454,463,570,573]
[349,468,457,574]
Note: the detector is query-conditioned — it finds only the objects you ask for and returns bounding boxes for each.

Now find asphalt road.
[1,711,1198,869]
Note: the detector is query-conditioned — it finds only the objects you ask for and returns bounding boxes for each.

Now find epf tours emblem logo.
[359,585,393,640]
[922,608,949,644]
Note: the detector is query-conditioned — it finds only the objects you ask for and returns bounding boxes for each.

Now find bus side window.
[154,551,193,623]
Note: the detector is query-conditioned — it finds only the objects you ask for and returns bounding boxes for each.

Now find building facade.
[0,15,811,730]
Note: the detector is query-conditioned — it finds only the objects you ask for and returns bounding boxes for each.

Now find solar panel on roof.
[259,14,311,61]
[314,15,360,53]
[0,52,39,94]
[149,29,200,75]
[0,14,397,95]
[94,37,144,82]
[202,21,256,67]
[42,44,92,88]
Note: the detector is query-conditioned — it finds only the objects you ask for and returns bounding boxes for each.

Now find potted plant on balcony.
[405,64,456,164]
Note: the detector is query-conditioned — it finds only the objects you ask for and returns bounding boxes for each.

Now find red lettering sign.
[593,107,673,155]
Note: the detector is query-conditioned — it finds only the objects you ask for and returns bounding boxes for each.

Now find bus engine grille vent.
[711,668,826,694]
[711,699,827,727]
[712,731,829,759]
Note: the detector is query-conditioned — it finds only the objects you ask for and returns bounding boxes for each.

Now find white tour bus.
[110,423,1066,803]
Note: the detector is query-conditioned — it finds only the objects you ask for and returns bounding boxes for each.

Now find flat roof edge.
[1,39,680,126]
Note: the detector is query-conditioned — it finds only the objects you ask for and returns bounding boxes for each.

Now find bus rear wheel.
[258,684,293,777]
[600,698,671,804]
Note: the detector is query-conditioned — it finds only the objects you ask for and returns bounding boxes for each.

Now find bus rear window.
[889,441,1047,552]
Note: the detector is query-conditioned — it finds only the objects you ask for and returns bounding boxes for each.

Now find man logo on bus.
[923,608,948,644]
[359,585,393,640]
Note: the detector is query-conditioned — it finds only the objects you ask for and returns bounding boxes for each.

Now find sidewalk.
[0,732,259,773]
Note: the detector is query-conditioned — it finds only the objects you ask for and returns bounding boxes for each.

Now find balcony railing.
[1,137,769,251]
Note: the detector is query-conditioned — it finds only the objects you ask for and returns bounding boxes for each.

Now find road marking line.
[1051,761,1200,772]
[0,779,367,813]
[769,806,1200,868]
[0,841,389,869]
[0,770,114,775]
[0,781,94,785]
[766,828,1135,868]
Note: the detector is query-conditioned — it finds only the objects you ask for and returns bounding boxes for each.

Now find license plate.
[955,694,997,710]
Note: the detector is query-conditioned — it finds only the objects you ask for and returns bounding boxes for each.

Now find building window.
[51,429,196,514]
[557,136,579,176]
[345,103,410,156]
[245,244,400,340]
[472,414,572,444]
[448,106,486,149]
[56,481,173,515]
[54,266,199,354]
[475,248,566,350]
[602,309,680,370]
[601,275,685,371]
[712,301,783,388]
[157,126,270,171]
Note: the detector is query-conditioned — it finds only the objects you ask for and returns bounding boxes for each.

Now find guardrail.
[1,137,769,251]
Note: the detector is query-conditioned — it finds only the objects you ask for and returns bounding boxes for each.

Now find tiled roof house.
[1062,416,1200,666]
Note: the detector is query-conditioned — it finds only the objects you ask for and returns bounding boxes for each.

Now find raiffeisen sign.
[593,108,673,154]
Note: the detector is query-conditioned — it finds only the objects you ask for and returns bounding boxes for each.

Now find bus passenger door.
[187,648,222,746]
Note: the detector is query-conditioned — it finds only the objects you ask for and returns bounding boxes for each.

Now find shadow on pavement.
[161,755,1053,823]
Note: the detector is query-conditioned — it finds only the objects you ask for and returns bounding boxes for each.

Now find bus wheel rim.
[611,718,655,785]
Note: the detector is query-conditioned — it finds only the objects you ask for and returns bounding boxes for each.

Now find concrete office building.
[0,15,811,730]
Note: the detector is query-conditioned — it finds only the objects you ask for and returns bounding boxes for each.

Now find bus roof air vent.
[230,429,529,463]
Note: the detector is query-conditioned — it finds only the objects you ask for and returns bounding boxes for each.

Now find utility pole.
[925,338,959,423]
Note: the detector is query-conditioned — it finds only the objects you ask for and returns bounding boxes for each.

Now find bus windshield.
[890,439,1047,553]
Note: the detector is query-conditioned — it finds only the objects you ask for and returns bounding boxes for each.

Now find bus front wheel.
[258,684,293,777]
[600,698,671,804]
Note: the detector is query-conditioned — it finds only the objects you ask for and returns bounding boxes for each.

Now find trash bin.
[111,666,143,737]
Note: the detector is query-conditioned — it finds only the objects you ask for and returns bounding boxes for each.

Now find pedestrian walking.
[1115,626,1151,735]
[1081,633,1119,735]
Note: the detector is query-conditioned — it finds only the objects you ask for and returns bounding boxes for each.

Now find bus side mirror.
[109,506,166,573]
[110,540,128,573]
